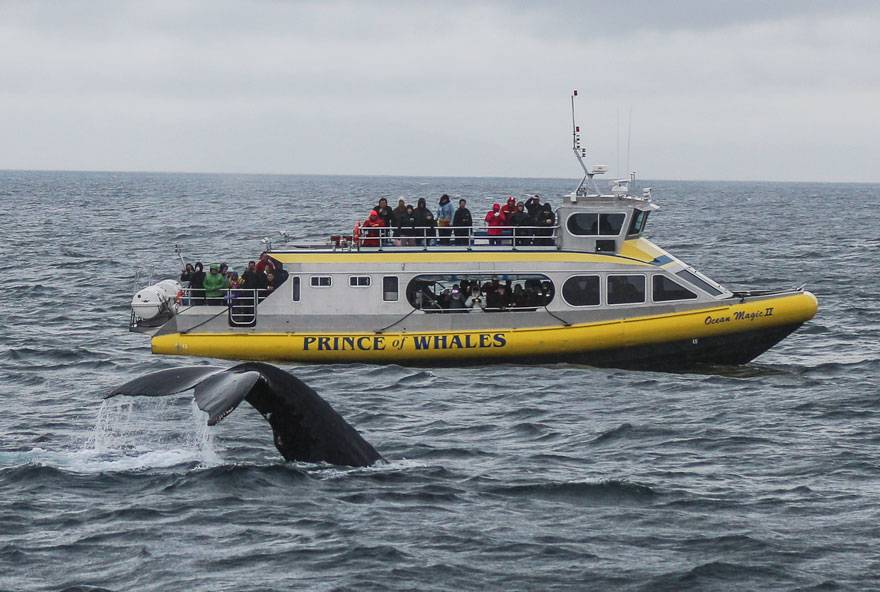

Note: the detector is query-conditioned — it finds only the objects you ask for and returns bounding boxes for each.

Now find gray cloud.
[0,1,878,181]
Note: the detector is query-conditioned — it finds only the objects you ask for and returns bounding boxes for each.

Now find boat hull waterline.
[151,291,817,367]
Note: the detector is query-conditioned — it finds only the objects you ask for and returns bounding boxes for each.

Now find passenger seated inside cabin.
[407,274,554,312]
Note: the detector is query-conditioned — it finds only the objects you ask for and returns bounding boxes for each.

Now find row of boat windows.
[565,211,650,237]
[290,269,720,308]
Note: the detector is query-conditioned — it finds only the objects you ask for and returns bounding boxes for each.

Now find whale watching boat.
[129,92,817,369]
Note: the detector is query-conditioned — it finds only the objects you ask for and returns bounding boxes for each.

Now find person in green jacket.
[203,263,229,305]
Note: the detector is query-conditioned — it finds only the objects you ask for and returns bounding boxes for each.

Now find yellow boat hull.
[152,291,817,367]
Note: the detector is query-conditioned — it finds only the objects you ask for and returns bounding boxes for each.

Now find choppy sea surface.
[0,171,878,591]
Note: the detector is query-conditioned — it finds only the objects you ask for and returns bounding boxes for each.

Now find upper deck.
[268,193,660,261]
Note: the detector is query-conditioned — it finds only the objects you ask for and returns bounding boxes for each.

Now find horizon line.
[0,167,877,185]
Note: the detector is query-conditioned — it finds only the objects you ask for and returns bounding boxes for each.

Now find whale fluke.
[107,362,383,467]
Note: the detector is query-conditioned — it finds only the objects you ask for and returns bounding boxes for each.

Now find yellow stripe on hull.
[152,291,817,364]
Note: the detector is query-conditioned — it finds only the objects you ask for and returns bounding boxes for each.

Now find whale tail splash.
[107,362,383,467]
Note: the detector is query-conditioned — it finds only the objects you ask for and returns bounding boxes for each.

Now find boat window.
[567,213,626,236]
[349,276,371,287]
[652,275,697,301]
[607,275,646,304]
[676,269,723,296]
[599,213,626,235]
[562,275,600,306]
[628,210,649,235]
[292,277,301,301]
[567,213,598,235]
[383,276,398,301]
[406,273,554,312]
[310,276,332,288]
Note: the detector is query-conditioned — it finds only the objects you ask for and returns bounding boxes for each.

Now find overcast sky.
[1,1,877,182]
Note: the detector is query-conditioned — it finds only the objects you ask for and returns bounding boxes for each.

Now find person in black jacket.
[452,199,473,246]
[413,198,435,246]
[524,194,542,218]
[373,197,393,228]
[189,261,206,305]
[508,202,533,246]
[398,204,418,246]
[536,204,556,245]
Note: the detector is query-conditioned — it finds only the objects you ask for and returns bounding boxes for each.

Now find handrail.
[335,224,561,252]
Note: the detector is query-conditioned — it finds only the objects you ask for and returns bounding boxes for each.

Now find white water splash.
[44,396,225,473]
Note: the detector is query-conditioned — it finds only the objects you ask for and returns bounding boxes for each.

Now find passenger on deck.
[398,205,417,246]
[485,203,506,246]
[508,201,533,246]
[501,196,517,221]
[361,210,386,247]
[413,198,435,246]
[391,199,408,239]
[436,194,453,245]
[536,204,556,245]
[265,270,276,295]
[524,194,542,218]
[189,262,206,304]
[274,261,289,285]
[203,263,229,306]
[452,199,473,246]
[240,261,258,289]
[374,197,393,227]
[179,263,195,284]
[256,252,274,274]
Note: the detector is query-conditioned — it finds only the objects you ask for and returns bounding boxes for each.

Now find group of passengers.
[359,194,555,247]
[179,252,288,306]
[413,278,553,312]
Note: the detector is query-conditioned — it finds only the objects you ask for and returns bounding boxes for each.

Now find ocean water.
[0,171,877,591]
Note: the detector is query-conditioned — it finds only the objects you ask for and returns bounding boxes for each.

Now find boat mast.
[570,90,602,198]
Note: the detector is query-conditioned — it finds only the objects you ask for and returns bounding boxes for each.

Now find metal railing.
[322,224,560,252]
[177,287,272,327]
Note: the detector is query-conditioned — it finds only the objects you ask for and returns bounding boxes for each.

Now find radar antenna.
[570,90,604,199]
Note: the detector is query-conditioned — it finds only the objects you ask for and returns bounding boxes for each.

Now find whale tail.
[107,362,383,467]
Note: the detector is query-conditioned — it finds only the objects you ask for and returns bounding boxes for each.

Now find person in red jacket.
[484,203,506,246]
[361,210,387,247]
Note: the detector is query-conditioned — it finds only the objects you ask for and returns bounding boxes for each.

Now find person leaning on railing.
[203,263,229,306]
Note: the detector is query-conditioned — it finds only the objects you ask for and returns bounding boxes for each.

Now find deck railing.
[321,224,559,252]
[177,287,271,327]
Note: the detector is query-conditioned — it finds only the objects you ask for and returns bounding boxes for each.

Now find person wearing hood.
[537,203,557,246]
[413,198,435,246]
[397,204,417,246]
[203,263,229,306]
[374,197,393,227]
[508,201,533,246]
[436,194,453,245]
[484,203,506,246]
[525,194,542,218]
[391,199,408,239]
[452,198,473,246]
[189,261,206,305]
[361,209,387,247]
